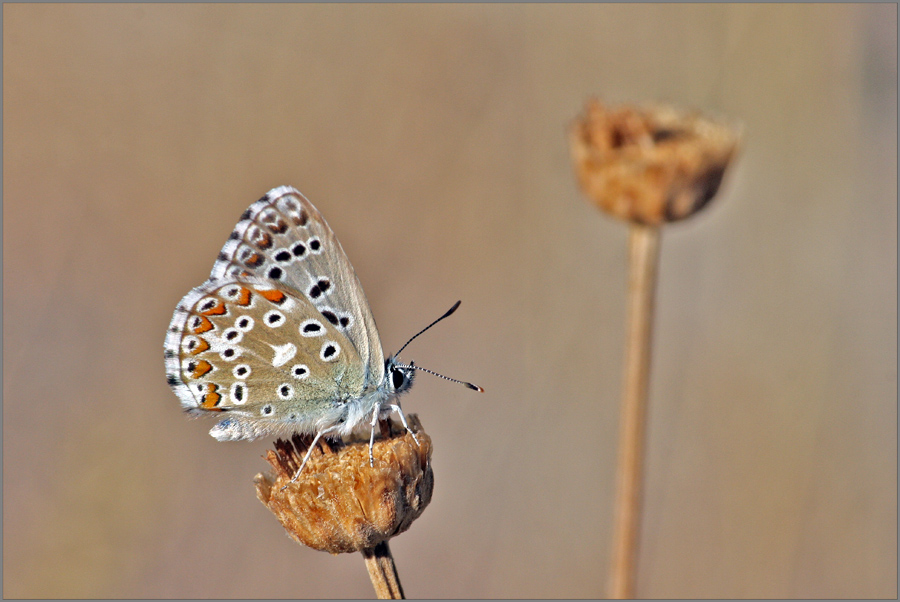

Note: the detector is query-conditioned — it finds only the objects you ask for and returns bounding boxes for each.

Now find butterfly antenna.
[393,301,484,392]
[394,362,484,393]
[394,300,462,357]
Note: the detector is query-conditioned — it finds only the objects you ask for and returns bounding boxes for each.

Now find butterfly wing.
[208,186,385,391]
[165,277,366,441]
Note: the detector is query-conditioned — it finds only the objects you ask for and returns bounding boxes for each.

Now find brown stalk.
[570,99,740,598]
[610,223,659,598]
[363,540,405,599]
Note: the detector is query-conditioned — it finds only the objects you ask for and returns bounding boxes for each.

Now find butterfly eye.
[291,364,309,380]
[391,369,406,390]
[233,364,251,379]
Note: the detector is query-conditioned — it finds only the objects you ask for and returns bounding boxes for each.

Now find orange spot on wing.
[236,287,252,306]
[191,316,214,334]
[256,288,286,305]
[254,232,273,250]
[191,360,213,378]
[200,384,223,410]
[267,219,288,234]
[190,338,210,354]
[243,253,264,268]
[200,302,227,316]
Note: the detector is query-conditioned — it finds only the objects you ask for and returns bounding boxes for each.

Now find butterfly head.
[385,356,416,395]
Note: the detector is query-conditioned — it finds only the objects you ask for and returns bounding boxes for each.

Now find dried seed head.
[570,99,741,225]
[254,414,433,554]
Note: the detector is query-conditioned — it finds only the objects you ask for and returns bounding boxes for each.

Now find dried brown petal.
[254,414,433,554]
[570,99,741,225]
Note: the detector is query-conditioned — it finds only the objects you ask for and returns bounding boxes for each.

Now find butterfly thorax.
[289,357,414,439]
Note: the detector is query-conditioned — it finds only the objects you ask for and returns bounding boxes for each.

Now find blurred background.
[3,4,896,598]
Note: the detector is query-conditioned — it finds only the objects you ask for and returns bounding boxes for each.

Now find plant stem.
[609,223,661,599]
[363,540,405,599]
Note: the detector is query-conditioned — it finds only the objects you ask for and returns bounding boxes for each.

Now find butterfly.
[164,186,482,479]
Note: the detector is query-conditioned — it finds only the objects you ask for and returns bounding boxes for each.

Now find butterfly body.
[164,186,417,449]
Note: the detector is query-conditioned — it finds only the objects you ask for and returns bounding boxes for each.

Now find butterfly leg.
[389,404,420,447]
[365,403,421,467]
[282,424,342,490]
[368,402,383,467]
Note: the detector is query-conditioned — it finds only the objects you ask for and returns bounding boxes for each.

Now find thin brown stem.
[609,223,661,599]
[362,540,405,599]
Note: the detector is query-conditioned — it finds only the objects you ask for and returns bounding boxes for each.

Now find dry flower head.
[255,414,433,555]
[570,99,741,225]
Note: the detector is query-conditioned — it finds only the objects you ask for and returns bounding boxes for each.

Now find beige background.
[4,4,896,599]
